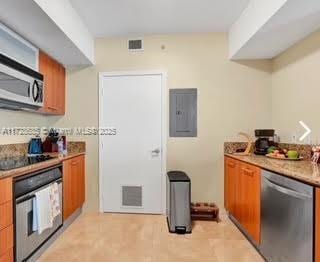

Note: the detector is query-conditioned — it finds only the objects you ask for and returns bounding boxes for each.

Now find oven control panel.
[14,165,62,198]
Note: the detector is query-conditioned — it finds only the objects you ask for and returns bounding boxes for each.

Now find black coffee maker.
[254,129,275,155]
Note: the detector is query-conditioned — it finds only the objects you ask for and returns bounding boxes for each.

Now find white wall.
[49,33,272,211]
[0,111,47,144]
[272,29,320,143]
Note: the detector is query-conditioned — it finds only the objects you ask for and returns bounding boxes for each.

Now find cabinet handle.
[48,106,58,111]
[71,161,78,166]
[242,167,254,176]
[227,162,236,168]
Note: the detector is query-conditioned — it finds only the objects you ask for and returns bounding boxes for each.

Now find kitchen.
[0,0,320,261]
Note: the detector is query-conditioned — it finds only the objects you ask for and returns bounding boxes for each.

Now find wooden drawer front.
[0,225,13,257]
[0,202,12,231]
[0,179,12,205]
[0,248,13,262]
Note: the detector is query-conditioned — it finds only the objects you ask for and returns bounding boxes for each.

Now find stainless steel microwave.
[0,53,44,110]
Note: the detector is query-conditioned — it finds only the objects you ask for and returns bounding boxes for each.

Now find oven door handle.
[16,194,35,204]
[15,178,62,204]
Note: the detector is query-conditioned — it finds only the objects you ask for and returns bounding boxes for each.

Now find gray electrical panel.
[169,89,197,137]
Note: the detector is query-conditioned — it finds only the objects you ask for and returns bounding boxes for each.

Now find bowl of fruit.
[266,147,303,160]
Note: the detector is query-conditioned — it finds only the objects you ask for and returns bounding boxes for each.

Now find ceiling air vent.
[128,39,143,51]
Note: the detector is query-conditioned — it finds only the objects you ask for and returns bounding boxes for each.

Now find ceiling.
[69,0,250,37]
[230,0,320,59]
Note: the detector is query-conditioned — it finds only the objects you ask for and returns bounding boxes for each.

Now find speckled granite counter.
[225,153,320,186]
[0,141,85,179]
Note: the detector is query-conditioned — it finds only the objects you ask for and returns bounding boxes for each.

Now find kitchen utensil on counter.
[28,137,43,155]
[233,132,253,156]
[254,129,275,155]
[311,145,320,163]
[42,129,63,153]
[57,136,67,156]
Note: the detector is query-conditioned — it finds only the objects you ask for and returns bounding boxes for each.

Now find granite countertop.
[0,152,85,180]
[225,153,320,186]
[0,141,86,180]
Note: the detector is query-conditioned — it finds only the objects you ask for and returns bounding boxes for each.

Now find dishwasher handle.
[263,177,312,200]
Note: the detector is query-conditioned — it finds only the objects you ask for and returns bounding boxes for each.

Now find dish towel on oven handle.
[32,182,61,234]
[32,186,53,234]
[50,182,61,219]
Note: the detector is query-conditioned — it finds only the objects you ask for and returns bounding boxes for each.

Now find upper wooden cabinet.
[224,157,261,244]
[38,51,66,115]
[63,155,85,221]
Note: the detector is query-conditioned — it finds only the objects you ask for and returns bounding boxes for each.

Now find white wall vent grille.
[122,185,143,207]
[128,39,143,51]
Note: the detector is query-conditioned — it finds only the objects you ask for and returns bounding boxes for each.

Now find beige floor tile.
[209,239,264,262]
[38,213,263,262]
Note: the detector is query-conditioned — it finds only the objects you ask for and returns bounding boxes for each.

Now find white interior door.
[100,72,164,214]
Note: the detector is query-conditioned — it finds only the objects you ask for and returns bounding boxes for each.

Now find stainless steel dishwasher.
[261,170,313,262]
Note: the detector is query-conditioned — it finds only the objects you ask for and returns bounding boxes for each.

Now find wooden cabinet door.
[0,225,13,257]
[224,157,238,217]
[39,51,54,112]
[71,155,85,209]
[0,178,12,205]
[315,188,320,262]
[63,155,85,221]
[239,162,261,244]
[38,51,65,115]
[77,155,85,206]
[56,65,66,115]
[0,202,13,231]
[224,158,230,211]
[0,248,13,262]
[63,159,72,220]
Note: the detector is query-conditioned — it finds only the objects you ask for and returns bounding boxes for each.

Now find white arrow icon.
[299,121,311,141]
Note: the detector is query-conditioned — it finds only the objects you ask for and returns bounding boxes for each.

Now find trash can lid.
[167,171,190,182]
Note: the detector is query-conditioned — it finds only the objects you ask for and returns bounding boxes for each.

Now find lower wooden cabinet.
[238,162,261,244]
[0,248,13,262]
[0,178,12,205]
[63,155,86,221]
[316,188,320,262]
[0,225,13,258]
[224,157,239,215]
[224,157,261,244]
[0,201,13,231]
[0,178,13,262]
